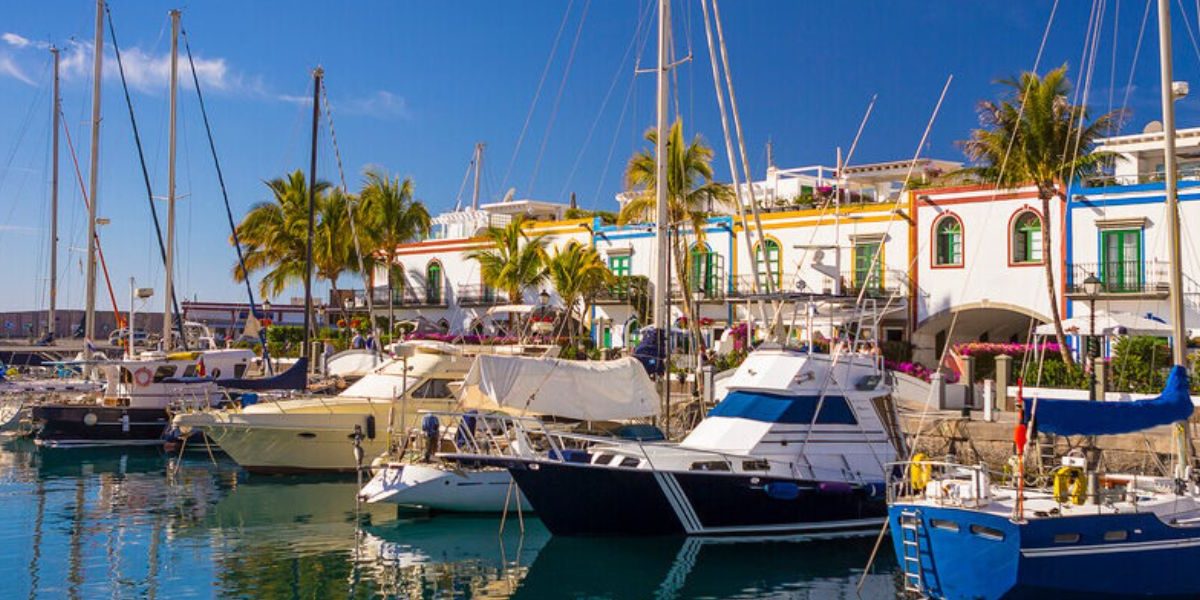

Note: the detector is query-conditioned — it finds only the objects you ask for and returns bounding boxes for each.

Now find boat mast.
[471,142,484,210]
[1157,0,1186,366]
[303,67,323,366]
[49,46,60,342]
[162,9,180,351]
[84,0,104,360]
[654,0,671,423]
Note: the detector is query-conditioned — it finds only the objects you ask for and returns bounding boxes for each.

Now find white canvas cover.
[1035,311,1172,337]
[459,354,660,420]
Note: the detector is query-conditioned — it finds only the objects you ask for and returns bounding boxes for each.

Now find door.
[854,241,883,293]
[1100,230,1141,292]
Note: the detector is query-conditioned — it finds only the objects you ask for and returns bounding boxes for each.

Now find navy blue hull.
[32,405,170,447]
[505,459,886,537]
[889,503,1200,599]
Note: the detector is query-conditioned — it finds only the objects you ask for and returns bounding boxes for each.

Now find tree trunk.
[671,229,706,357]
[1039,186,1074,368]
[387,253,396,340]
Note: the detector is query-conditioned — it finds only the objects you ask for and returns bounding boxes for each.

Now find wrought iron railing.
[1068,261,1168,295]
[455,284,506,306]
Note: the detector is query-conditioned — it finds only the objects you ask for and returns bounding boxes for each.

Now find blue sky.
[0,0,1195,312]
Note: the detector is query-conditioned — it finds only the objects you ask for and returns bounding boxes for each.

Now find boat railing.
[886,459,997,508]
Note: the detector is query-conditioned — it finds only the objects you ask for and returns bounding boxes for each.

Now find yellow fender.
[1052,466,1087,505]
[910,453,932,491]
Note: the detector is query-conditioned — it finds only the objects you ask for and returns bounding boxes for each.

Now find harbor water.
[0,439,901,598]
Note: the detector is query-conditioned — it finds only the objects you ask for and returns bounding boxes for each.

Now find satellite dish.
[1144,120,1164,134]
[501,188,517,203]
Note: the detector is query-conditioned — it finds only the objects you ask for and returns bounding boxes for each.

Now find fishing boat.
[357,353,662,512]
[886,2,1200,597]
[31,348,256,447]
[172,341,472,473]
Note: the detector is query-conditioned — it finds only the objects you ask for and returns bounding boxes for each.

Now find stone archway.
[912,301,1049,365]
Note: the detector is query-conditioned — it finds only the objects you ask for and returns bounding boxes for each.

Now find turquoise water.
[0,439,901,598]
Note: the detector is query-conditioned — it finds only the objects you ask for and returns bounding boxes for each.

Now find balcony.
[594,276,647,305]
[456,284,507,307]
[726,271,910,299]
[1067,261,1169,299]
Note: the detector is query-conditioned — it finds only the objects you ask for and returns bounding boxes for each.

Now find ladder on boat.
[898,509,925,595]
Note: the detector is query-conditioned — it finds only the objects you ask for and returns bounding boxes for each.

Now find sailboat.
[886,2,1200,598]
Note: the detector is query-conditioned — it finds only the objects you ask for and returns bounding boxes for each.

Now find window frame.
[425,260,443,304]
[1009,209,1045,266]
[753,237,783,290]
[932,214,964,268]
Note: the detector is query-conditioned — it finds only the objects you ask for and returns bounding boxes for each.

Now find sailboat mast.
[303,67,323,365]
[654,0,671,417]
[84,0,104,358]
[49,46,60,341]
[1157,0,1187,366]
[471,142,484,210]
[163,9,180,351]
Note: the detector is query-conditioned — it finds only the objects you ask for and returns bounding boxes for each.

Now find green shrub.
[1109,336,1172,393]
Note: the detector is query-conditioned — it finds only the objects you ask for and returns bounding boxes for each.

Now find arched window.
[426,261,443,304]
[625,317,641,347]
[754,238,782,289]
[689,243,717,297]
[934,216,963,266]
[1011,211,1043,264]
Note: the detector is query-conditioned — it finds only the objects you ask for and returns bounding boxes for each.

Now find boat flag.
[243,313,262,339]
[197,356,207,377]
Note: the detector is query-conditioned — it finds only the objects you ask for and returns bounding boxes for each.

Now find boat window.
[618,457,641,468]
[930,519,959,532]
[234,364,247,379]
[969,524,1005,541]
[742,460,770,471]
[1104,530,1128,542]
[153,366,177,383]
[211,368,222,379]
[591,453,612,465]
[182,365,197,377]
[1053,533,1080,544]
[709,391,858,425]
[410,378,453,399]
[118,367,133,384]
[690,460,731,472]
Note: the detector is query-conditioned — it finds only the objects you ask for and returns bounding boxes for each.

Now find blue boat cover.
[709,390,857,425]
[1035,365,1194,436]
[166,357,308,391]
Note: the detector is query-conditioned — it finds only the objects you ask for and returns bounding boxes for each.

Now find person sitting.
[351,332,365,349]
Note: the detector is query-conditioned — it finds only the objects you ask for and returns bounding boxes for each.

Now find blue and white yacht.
[459,344,903,536]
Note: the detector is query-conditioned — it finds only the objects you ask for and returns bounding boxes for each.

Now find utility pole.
[303,67,323,365]
[162,9,180,351]
[84,0,105,360]
[471,142,484,210]
[49,46,60,342]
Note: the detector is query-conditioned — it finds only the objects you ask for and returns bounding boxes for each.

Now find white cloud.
[340,90,411,119]
[2,33,31,48]
[0,53,33,85]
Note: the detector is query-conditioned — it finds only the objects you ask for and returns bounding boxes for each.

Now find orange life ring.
[133,367,153,387]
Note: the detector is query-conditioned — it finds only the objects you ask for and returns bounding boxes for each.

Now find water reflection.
[0,439,899,598]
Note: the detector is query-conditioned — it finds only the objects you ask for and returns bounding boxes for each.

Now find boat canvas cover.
[1035,365,1193,436]
[1034,310,1172,337]
[459,355,660,420]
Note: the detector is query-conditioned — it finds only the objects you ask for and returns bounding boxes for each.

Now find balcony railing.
[594,276,645,304]
[1080,169,1200,188]
[727,270,910,299]
[456,284,507,306]
[1068,261,1169,296]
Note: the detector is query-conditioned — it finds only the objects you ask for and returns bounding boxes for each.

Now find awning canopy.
[1035,311,1172,337]
[459,354,660,420]
[486,304,535,316]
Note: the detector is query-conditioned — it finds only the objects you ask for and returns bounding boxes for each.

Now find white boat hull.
[359,462,531,512]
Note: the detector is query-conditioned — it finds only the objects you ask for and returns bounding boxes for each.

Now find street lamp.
[1083,273,1102,401]
[538,289,550,307]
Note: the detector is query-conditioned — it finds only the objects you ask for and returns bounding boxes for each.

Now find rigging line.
[320,83,381,354]
[501,0,576,192]
[1061,0,1106,194]
[106,4,189,349]
[453,151,475,212]
[180,28,274,364]
[559,0,654,202]
[0,56,50,204]
[59,106,125,329]
[1175,0,1200,67]
[1121,0,1153,125]
[527,0,592,197]
[589,67,638,209]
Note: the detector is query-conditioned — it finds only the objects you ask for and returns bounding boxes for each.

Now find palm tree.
[618,118,732,354]
[961,65,1119,367]
[313,188,360,321]
[465,217,549,332]
[359,168,431,336]
[547,241,614,345]
[234,170,332,298]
